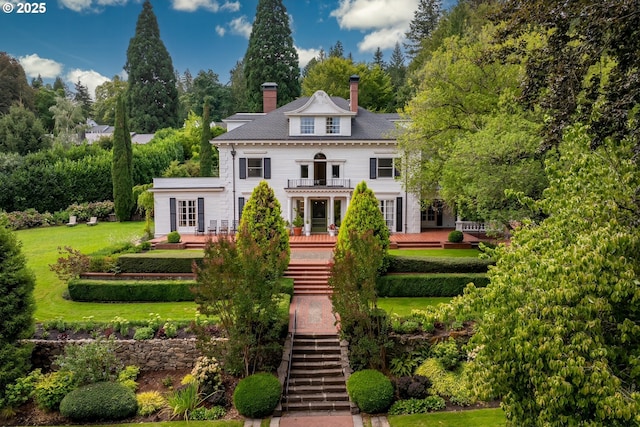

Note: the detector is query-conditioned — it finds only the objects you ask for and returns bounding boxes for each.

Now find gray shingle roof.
[215,96,400,142]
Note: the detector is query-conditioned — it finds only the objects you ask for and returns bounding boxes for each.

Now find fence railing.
[455,221,486,233]
[287,179,351,188]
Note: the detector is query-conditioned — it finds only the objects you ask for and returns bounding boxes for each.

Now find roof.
[215,96,400,142]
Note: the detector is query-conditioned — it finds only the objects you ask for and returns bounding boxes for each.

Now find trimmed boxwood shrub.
[376,274,489,297]
[387,255,493,273]
[67,279,196,302]
[167,231,181,243]
[117,252,205,273]
[59,381,138,421]
[346,369,394,414]
[447,230,464,243]
[233,373,281,418]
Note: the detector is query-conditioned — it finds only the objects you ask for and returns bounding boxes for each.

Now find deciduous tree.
[0,105,50,155]
[199,103,213,177]
[93,76,127,126]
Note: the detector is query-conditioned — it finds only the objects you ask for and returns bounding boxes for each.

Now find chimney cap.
[349,75,360,82]
[261,82,278,90]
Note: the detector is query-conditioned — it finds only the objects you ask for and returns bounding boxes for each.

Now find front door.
[311,199,327,233]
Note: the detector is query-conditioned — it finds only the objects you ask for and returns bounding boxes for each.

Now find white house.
[151,76,456,238]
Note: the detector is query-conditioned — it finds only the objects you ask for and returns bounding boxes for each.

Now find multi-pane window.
[178,200,196,227]
[301,164,309,178]
[247,158,263,178]
[379,199,395,229]
[326,117,340,134]
[332,164,340,178]
[427,206,436,221]
[377,158,394,178]
[301,117,314,134]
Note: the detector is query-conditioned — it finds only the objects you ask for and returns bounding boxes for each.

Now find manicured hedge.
[59,381,138,422]
[346,369,394,413]
[68,279,196,302]
[387,255,493,274]
[376,274,489,297]
[117,252,205,273]
[233,373,282,418]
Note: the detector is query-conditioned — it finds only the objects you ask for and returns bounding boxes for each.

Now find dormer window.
[301,117,314,134]
[326,117,340,134]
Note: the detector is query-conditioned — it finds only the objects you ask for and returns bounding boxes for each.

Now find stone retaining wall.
[29,338,200,372]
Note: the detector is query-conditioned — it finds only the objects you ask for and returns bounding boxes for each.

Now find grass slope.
[388,408,505,426]
[16,222,199,322]
[377,297,451,317]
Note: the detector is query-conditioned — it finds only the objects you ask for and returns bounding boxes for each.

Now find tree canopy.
[0,52,34,114]
[92,76,127,126]
[111,95,133,221]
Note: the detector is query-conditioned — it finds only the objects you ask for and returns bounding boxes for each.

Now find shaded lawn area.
[389,248,480,258]
[378,297,452,317]
[16,222,200,323]
[388,408,505,427]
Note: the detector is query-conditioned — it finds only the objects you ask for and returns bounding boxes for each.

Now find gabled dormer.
[285,88,357,137]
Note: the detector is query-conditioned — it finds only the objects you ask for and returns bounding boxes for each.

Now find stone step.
[287,383,347,394]
[289,367,344,378]
[291,353,341,362]
[290,360,342,370]
[288,376,347,387]
[293,336,340,345]
[282,401,352,412]
[286,392,350,403]
[292,345,341,355]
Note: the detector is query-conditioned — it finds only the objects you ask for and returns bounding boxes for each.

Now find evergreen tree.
[73,80,92,119]
[329,41,345,58]
[52,76,68,96]
[404,0,442,58]
[0,105,50,155]
[386,42,409,109]
[199,103,213,177]
[372,47,385,68]
[0,222,36,404]
[0,52,34,114]
[243,0,300,112]
[111,95,134,221]
[31,74,43,89]
[229,60,248,113]
[125,0,179,132]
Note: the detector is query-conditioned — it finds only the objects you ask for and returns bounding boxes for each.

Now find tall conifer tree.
[199,103,213,177]
[243,0,300,112]
[125,0,178,132]
[112,95,133,221]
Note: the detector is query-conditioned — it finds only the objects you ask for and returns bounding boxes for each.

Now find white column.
[304,196,309,226]
[287,197,292,224]
[329,196,335,225]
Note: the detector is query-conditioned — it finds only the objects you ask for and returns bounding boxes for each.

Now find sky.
[1,0,455,99]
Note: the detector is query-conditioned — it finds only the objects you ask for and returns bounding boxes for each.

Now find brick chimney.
[349,75,360,114]
[261,82,278,113]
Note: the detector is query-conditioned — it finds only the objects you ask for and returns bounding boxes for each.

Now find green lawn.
[388,408,505,427]
[378,297,451,316]
[16,222,199,323]
[56,422,243,427]
[389,248,480,257]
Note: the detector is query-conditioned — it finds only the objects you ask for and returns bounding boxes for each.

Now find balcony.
[287,179,352,188]
[455,221,486,233]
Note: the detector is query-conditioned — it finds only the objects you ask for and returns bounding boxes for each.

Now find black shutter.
[396,197,403,232]
[238,197,245,219]
[264,158,271,179]
[370,158,377,179]
[169,198,177,232]
[197,197,205,233]
[239,157,246,179]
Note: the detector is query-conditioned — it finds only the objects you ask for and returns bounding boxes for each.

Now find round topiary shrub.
[167,231,181,243]
[346,369,394,413]
[447,230,464,243]
[59,381,138,422]
[233,373,281,418]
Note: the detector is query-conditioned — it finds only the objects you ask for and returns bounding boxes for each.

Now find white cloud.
[295,46,321,68]
[330,0,418,52]
[18,54,63,79]
[58,0,129,12]
[66,69,110,100]
[229,16,252,38]
[170,0,239,12]
[215,25,226,36]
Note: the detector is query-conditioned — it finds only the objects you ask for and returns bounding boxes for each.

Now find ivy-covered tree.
[237,180,289,281]
[125,0,179,132]
[111,95,133,221]
[243,0,300,112]
[0,221,36,404]
[199,103,213,177]
[0,52,34,114]
[468,125,640,425]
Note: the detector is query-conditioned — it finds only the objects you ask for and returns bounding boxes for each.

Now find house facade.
[151,77,456,238]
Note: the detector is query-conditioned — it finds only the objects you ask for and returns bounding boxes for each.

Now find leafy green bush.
[447,230,464,243]
[387,255,493,273]
[5,208,56,230]
[233,373,282,418]
[415,359,475,406]
[33,371,76,411]
[393,375,431,399]
[133,327,155,340]
[55,338,123,386]
[136,391,167,416]
[167,382,203,420]
[388,396,446,415]
[191,356,223,396]
[346,369,394,413]
[189,406,226,420]
[376,273,489,297]
[67,279,196,302]
[117,252,204,273]
[59,381,138,421]
[117,365,140,392]
[167,231,181,243]
[0,369,43,411]
[431,338,461,370]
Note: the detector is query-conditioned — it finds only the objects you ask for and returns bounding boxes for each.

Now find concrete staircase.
[282,333,352,413]
[284,261,332,295]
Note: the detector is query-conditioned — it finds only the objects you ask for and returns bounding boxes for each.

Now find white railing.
[455,221,486,233]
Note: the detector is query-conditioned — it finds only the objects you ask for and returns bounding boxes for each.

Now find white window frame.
[326,117,340,134]
[301,117,315,134]
[178,199,197,228]
[247,158,263,178]
[379,199,395,229]
[377,158,394,178]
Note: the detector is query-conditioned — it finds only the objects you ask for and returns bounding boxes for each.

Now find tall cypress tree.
[199,103,213,177]
[112,95,134,221]
[125,0,179,132]
[243,0,300,112]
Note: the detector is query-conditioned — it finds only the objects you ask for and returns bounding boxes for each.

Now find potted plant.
[292,212,304,236]
[328,223,337,237]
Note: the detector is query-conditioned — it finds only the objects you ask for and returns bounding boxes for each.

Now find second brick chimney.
[261,82,278,113]
[349,75,360,114]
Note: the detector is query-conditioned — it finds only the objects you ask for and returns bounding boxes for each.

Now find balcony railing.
[455,221,486,233]
[287,179,352,188]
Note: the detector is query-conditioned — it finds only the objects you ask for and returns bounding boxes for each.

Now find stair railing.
[285,309,297,400]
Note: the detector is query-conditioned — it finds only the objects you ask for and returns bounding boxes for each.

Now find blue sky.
[1,0,455,98]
